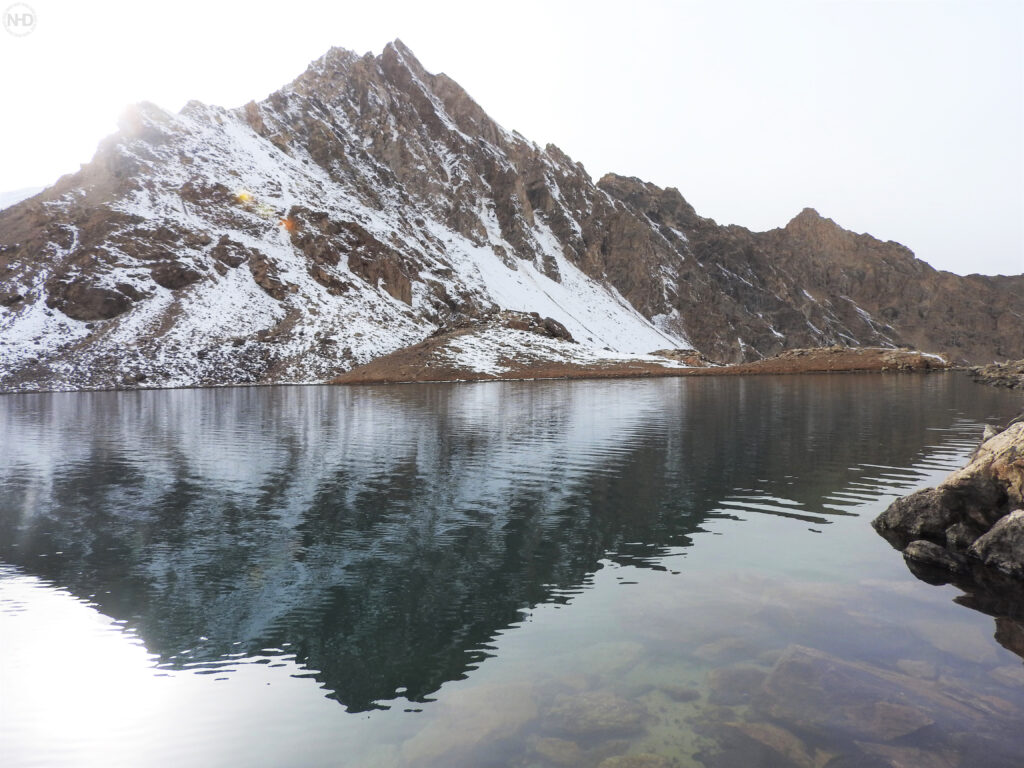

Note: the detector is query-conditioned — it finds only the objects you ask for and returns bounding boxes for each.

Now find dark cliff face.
[0,39,1021,391]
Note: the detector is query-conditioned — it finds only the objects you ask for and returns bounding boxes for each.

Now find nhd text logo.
[4,3,36,36]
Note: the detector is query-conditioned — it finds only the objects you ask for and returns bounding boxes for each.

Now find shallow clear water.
[1,373,1022,768]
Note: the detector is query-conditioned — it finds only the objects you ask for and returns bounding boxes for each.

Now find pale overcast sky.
[1,0,1021,275]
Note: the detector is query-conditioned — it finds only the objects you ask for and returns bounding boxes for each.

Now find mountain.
[1,40,1021,392]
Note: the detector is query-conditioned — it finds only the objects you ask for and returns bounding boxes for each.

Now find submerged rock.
[401,682,538,766]
[530,736,585,766]
[706,665,768,706]
[658,683,701,702]
[722,721,825,768]
[543,691,647,738]
[854,741,958,768]
[752,645,1017,742]
[597,754,672,768]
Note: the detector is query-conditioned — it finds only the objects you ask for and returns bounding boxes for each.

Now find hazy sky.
[1,0,1021,275]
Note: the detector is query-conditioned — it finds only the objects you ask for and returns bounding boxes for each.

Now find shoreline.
[970,360,1024,390]
[331,346,951,386]
[0,348,960,395]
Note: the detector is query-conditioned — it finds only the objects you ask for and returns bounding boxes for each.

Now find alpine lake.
[2,372,1023,768]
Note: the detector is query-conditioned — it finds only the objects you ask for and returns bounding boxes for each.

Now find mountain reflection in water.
[1,375,1016,717]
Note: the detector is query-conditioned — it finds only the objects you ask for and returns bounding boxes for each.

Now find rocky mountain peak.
[782,206,872,265]
[382,38,424,68]
[785,206,841,236]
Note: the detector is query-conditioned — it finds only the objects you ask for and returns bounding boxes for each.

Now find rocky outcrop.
[44,280,135,321]
[873,414,1024,584]
[1,39,1022,392]
[970,359,1024,390]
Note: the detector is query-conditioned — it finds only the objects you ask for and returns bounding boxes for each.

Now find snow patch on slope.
[438,327,692,376]
[434,214,690,355]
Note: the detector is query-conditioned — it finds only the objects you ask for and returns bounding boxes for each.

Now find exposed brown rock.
[150,261,203,290]
[46,281,133,321]
[287,207,417,304]
[247,250,292,300]
[347,249,412,305]
[210,235,249,268]
[308,265,350,295]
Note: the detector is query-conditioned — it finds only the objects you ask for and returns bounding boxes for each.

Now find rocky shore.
[873,413,1024,594]
[332,323,951,385]
[969,360,1024,390]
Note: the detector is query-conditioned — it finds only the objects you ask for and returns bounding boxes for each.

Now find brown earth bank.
[332,332,950,385]
[970,360,1024,390]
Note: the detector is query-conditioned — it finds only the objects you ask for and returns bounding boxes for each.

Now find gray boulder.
[873,488,961,547]
[968,509,1024,578]
[903,539,968,577]
[872,418,1024,580]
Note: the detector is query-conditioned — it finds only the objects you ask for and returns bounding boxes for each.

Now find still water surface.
[1,374,1022,767]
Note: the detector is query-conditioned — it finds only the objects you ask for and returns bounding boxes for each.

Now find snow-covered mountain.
[1,40,1021,392]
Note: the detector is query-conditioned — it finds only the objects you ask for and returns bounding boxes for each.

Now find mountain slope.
[0,40,1020,392]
